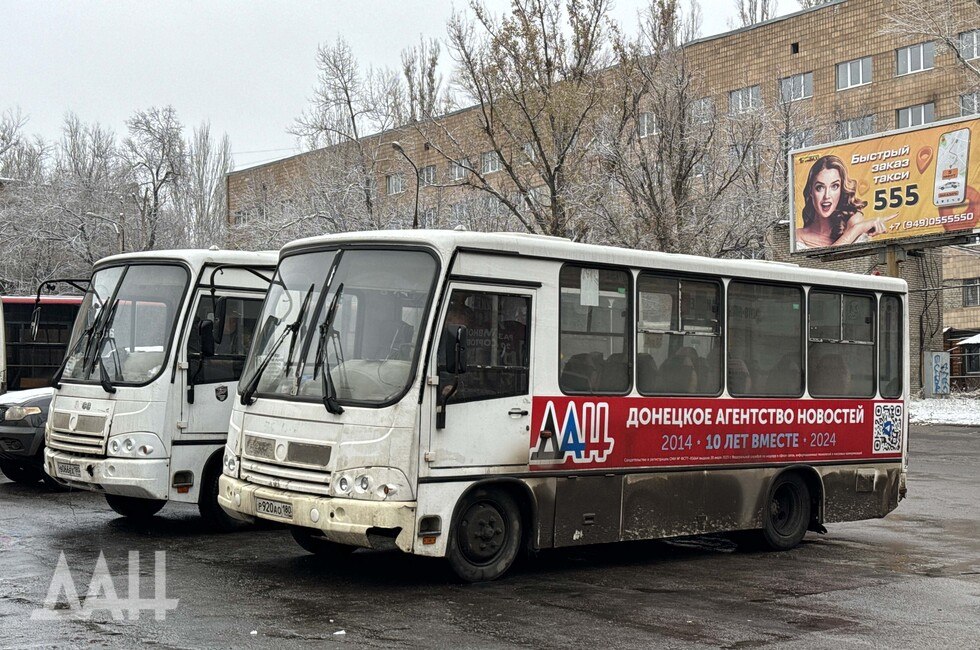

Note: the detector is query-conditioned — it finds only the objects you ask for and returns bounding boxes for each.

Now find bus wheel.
[0,459,43,485]
[761,473,810,551]
[198,463,246,532]
[105,494,166,519]
[290,527,356,558]
[447,488,522,582]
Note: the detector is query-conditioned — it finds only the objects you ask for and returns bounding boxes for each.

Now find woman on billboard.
[796,155,887,249]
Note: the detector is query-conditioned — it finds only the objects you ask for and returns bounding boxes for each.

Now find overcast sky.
[1,1,792,170]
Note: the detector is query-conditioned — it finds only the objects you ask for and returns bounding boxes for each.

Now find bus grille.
[240,459,332,496]
[47,410,108,456]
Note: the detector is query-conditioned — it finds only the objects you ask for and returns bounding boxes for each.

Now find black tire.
[105,494,166,519]
[198,463,247,532]
[290,527,356,558]
[759,473,811,551]
[447,487,522,582]
[0,459,43,485]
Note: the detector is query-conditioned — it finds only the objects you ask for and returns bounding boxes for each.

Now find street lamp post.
[391,141,420,229]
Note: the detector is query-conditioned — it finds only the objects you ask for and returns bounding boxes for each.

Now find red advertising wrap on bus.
[529,397,904,470]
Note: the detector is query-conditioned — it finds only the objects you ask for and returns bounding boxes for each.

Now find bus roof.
[2,295,84,305]
[280,230,909,293]
[94,249,278,272]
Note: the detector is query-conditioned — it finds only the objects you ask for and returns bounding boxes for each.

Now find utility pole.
[391,141,420,229]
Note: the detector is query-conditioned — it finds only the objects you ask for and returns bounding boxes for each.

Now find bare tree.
[0,109,28,163]
[421,0,616,239]
[732,0,777,27]
[882,0,980,86]
[124,106,186,250]
[402,37,452,122]
[596,0,772,257]
[178,122,233,247]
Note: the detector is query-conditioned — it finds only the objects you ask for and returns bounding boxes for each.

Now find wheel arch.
[770,464,825,531]
[452,478,538,551]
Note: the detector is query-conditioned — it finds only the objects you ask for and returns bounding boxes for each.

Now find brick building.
[942,246,980,388]
[226,0,979,390]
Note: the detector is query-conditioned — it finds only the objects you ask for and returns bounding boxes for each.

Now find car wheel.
[198,464,246,532]
[446,487,522,582]
[0,459,43,485]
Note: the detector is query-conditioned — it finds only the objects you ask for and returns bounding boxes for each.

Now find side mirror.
[212,296,228,345]
[30,305,41,341]
[445,325,468,375]
[198,319,216,358]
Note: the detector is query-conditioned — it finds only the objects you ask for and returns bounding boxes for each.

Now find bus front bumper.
[218,475,416,552]
[43,448,170,501]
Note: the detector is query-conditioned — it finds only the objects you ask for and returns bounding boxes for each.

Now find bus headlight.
[330,467,411,501]
[107,433,165,459]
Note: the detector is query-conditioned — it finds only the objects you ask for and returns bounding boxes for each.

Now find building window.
[364,176,377,198]
[962,92,980,117]
[730,144,758,168]
[836,56,872,90]
[638,112,658,138]
[963,278,980,307]
[779,72,813,103]
[729,85,762,114]
[521,142,535,163]
[897,102,935,129]
[960,29,980,60]
[419,164,436,187]
[836,115,876,140]
[783,129,813,151]
[386,173,406,195]
[965,344,980,375]
[450,159,468,182]
[691,97,714,124]
[896,42,935,76]
[420,206,437,228]
[481,151,502,174]
[879,295,903,398]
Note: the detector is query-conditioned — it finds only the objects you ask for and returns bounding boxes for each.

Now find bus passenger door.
[427,284,534,470]
[180,293,264,442]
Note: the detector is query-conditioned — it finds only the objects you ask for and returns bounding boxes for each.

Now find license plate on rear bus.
[255,498,293,520]
[56,462,81,479]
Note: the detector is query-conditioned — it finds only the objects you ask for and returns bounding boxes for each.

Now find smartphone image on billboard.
[934,127,970,207]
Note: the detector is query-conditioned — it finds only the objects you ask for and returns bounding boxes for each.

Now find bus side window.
[808,291,875,398]
[879,295,902,399]
[188,296,264,385]
[727,282,804,397]
[440,290,531,403]
[636,274,722,396]
[558,265,631,394]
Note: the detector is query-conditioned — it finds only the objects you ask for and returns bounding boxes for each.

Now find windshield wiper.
[240,283,315,406]
[91,299,121,394]
[311,282,345,415]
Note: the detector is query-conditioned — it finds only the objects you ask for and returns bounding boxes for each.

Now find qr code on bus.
[873,404,903,454]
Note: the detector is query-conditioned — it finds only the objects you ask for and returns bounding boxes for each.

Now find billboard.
[790,116,980,253]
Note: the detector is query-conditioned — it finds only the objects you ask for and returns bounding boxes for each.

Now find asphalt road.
[1,425,978,648]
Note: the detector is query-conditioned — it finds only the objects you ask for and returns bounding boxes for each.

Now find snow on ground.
[909,395,980,426]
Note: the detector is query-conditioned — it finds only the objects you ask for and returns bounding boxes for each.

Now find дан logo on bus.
[530,401,614,464]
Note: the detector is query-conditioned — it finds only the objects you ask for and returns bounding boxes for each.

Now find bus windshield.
[242,248,437,407]
[62,264,189,386]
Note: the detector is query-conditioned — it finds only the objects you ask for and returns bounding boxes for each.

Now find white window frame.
[959,30,980,61]
[419,164,436,187]
[779,72,813,103]
[481,151,502,174]
[896,42,935,76]
[964,278,980,308]
[638,112,658,138]
[691,97,713,124]
[521,142,536,163]
[729,85,762,114]
[784,129,813,152]
[897,103,935,129]
[836,56,872,90]
[836,115,876,140]
[386,173,406,195]
[450,159,468,182]
[961,92,980,117]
